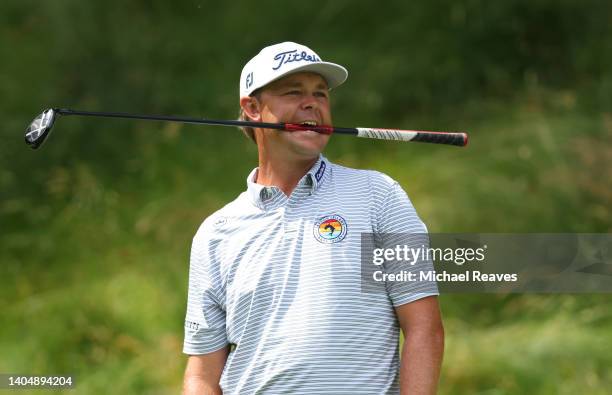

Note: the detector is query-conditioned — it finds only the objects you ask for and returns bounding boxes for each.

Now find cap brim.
[249,62,347,95]
[284,61,348,90]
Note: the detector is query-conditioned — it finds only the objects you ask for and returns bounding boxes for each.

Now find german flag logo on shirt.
[314,215,348,244]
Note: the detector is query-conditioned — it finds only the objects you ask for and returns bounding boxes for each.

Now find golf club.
[25,108,469,149]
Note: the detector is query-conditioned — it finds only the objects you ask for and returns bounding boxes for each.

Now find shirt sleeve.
[183,231,229,355]
[375,179,439,307]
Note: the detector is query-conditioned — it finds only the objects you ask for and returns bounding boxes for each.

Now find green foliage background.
[1,1,611,393]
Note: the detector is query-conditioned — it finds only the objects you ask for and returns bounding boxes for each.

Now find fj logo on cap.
[245,72,254,89]
[272,50,321,70]
[314,215,347,244]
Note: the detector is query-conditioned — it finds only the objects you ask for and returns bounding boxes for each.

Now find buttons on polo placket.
[309,177,318,196]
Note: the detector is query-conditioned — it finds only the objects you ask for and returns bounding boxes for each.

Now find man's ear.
[240,96,262,121]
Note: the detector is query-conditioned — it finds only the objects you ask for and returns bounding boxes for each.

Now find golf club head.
[25,109,57,149]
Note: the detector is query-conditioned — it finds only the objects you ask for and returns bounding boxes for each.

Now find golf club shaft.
[54,108,468,146]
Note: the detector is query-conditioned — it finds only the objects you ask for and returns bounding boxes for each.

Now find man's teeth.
[300,121,318,127]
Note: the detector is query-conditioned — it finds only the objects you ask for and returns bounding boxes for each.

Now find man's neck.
[255,152,319,197]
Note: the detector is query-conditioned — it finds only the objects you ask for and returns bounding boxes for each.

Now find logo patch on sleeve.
[314,215,347,243]
[213,216,227,228]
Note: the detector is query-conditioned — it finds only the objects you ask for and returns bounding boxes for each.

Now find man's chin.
[288,141,328,159]
[289,134,328,151]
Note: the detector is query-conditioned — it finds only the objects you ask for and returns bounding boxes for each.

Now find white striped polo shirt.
[184,154,438,394]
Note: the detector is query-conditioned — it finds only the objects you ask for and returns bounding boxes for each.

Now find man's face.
[253,72,332,159]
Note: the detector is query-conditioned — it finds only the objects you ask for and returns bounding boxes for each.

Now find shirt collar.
[246,154,329,208]
[246,168,271,209]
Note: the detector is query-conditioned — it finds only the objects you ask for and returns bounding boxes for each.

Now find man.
[183,42,444,395]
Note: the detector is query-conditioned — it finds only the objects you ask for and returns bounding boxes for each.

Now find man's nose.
[300,93,318,110]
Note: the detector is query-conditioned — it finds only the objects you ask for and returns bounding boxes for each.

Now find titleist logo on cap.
[272,50,321,70]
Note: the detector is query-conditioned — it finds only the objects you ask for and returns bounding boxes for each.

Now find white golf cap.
[239,41,348,97]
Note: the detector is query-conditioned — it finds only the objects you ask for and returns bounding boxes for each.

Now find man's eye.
[285,90,301,95]
[314,92,328,98]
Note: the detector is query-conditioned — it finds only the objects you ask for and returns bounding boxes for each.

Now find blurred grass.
[1,0,611,394]
[440,304,612,395]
